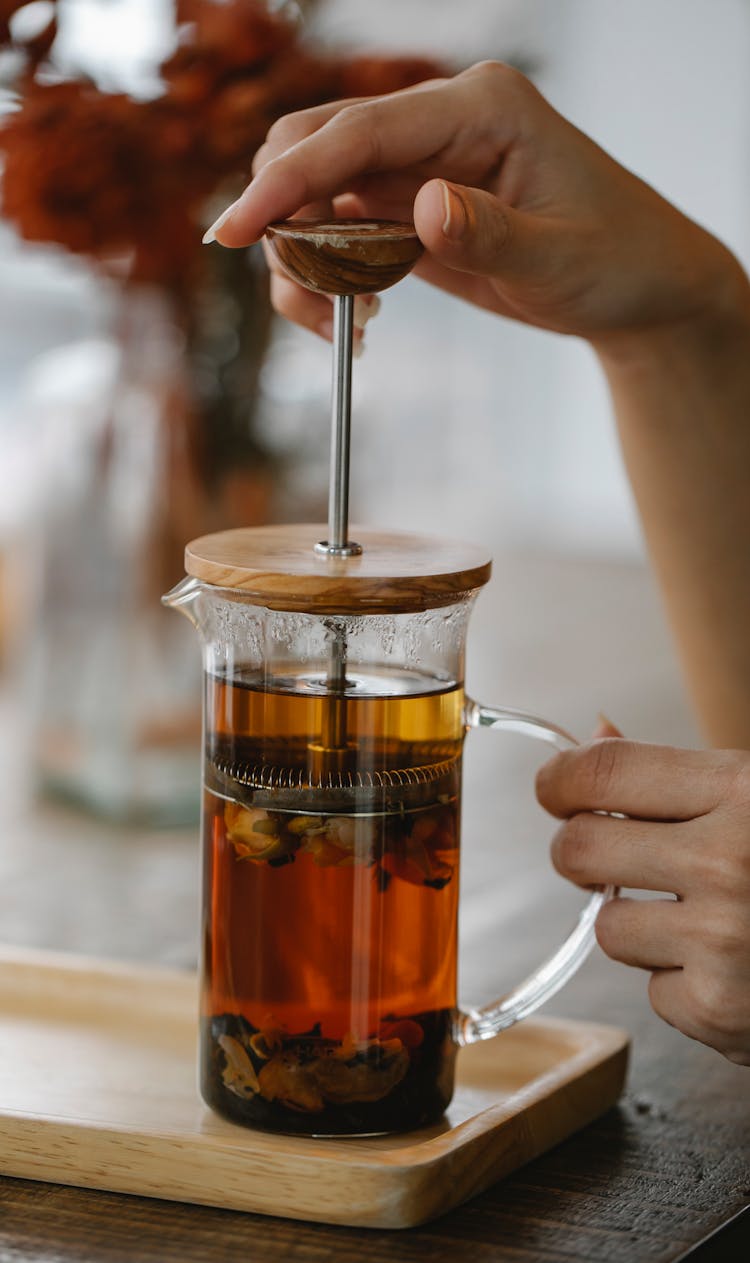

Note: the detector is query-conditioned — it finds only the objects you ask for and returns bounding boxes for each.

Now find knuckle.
[335,102,383,166]
[336,101,372,132]
[578,738,625,804]
[688,840,722,894]
[686,977,743,1039]
[715,852,750,901]
[724,751,750,807]
[474,193,511,259]
[468,60,528,96]
[699,914,746,960]
[265,110,310,151]
[723,842,750,895]
[693,751,750,819]
[690,824,750,900]
[729,844,750,893]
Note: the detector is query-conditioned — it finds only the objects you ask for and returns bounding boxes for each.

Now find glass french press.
[164,221,611,1137]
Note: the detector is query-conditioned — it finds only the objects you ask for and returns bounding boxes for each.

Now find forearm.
[594,266,750,748]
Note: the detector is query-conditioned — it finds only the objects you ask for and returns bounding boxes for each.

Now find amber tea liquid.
[201,666,463,1135]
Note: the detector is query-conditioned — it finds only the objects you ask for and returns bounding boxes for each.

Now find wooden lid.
[185,525,492,614]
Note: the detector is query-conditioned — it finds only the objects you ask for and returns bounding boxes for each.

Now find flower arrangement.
[0,0,442,287]
[0,2,444,822]
[0,0,443,486]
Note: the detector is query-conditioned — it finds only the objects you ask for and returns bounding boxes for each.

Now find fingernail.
[440,180,467,242]
[203,200,240,244]
[318,318,334,341]
[594,712,622,738]
[353,294,381,330]
[352,333,365,359]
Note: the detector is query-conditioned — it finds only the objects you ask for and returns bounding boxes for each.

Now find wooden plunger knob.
[265,219,423,296]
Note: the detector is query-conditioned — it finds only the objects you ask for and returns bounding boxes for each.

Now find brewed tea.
[201,668,463,1135]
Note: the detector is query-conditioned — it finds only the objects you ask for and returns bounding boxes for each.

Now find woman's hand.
[536,736,750,1066]
[205,61,743,350]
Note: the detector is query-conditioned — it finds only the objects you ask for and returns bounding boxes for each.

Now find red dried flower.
[201,51,338,166]
[0,1,445,285]
[335,56,445,99]
[1,81,208,283]
[163,0,295,97]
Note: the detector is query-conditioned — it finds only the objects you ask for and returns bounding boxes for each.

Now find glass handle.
[456,698,615,1046]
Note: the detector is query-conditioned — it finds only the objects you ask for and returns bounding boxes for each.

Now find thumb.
[413,178,545,282]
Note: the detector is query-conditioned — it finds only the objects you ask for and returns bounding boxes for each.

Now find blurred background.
[0,0,747,985]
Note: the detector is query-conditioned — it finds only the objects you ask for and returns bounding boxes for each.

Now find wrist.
[591,246,750,376]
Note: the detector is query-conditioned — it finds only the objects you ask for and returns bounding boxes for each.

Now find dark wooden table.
[1,556,748,1261]
[1,949,747,1262]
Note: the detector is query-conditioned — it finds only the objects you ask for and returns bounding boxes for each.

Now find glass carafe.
[165,525,610,1137]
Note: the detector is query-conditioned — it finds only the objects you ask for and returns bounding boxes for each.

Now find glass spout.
[161,576,204,628]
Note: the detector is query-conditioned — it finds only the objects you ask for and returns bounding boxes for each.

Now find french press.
[164,221,610,1137]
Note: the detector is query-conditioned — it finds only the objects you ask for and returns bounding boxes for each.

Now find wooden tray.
[0,946,629,1229]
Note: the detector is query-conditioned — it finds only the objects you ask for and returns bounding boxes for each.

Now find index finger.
[214,76,464,246]
[536,739,738,822]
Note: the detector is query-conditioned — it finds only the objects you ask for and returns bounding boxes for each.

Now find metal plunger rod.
[328,294,354,552]
[263,220,424,764]
[314,293,361,559]
[324,627,349,752]
[265,218,423,559]
[318,295,355,755]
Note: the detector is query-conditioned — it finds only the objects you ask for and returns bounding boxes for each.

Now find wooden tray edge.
[0,946,631,1229]
[0,1041,628,1229]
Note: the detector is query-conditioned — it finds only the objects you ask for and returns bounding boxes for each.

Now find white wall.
[536,0,750,555]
